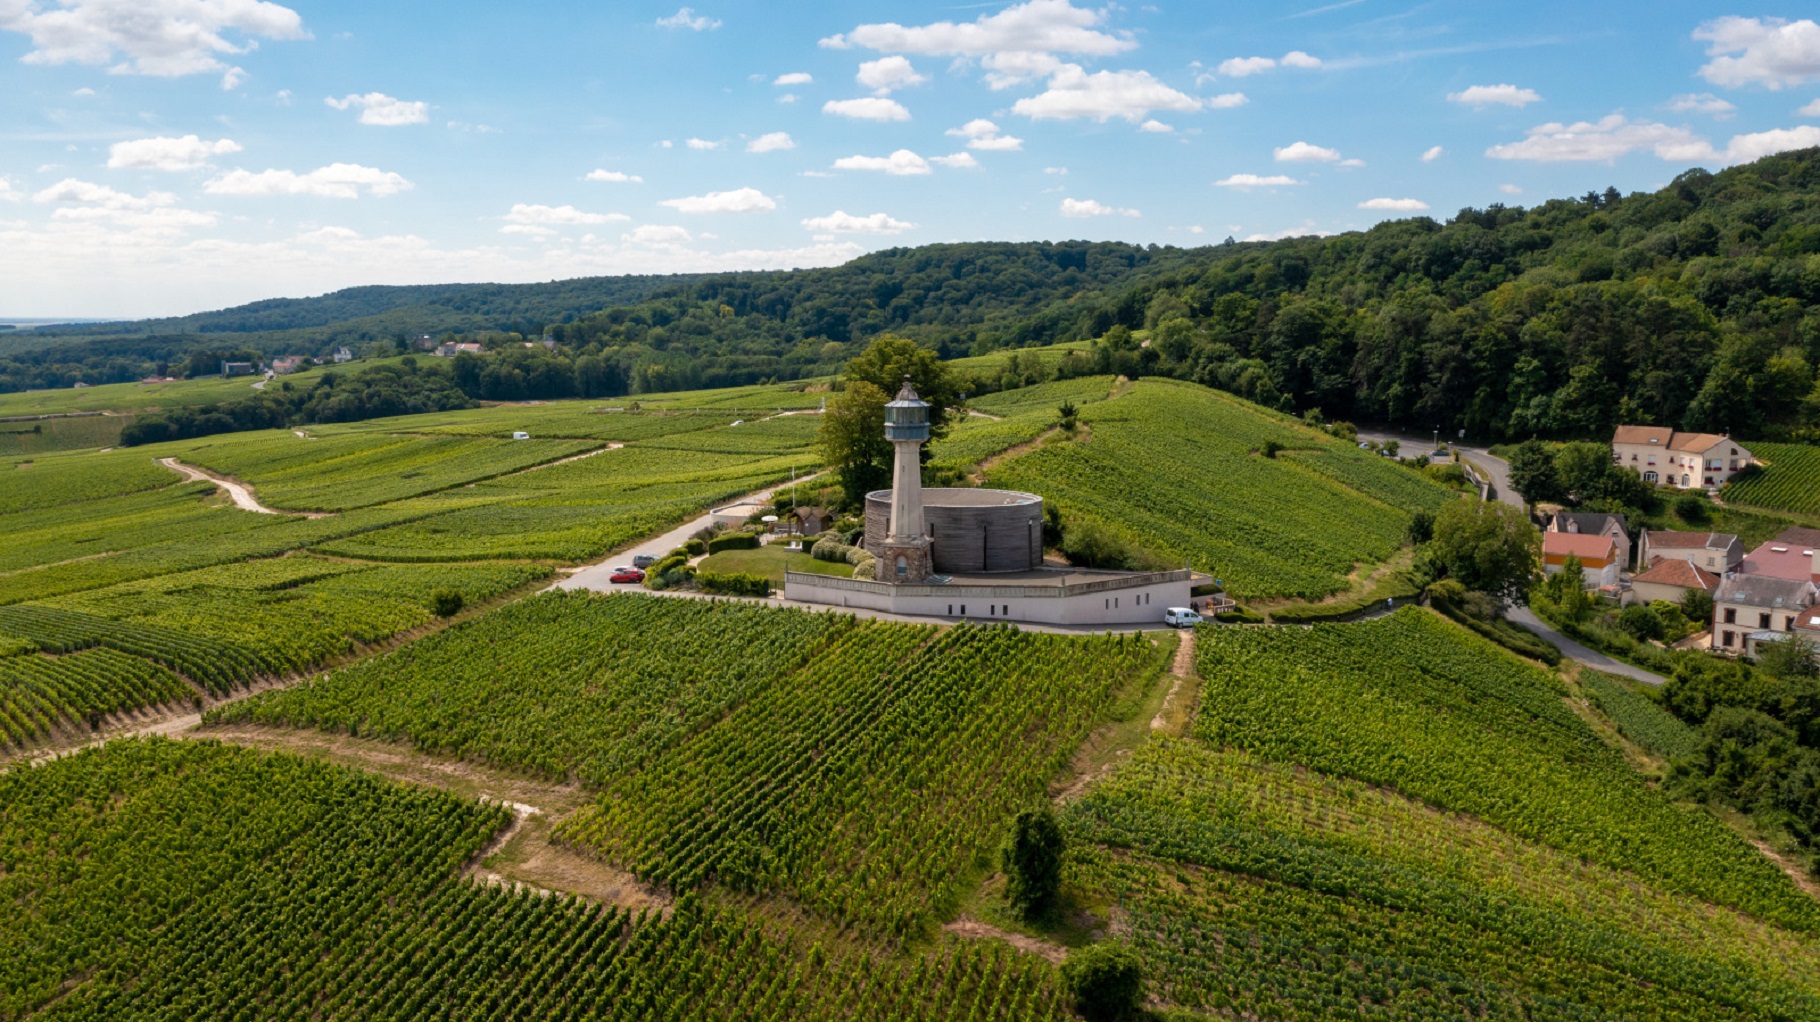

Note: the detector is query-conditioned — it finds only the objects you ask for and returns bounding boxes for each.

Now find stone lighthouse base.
[877,538,934,584]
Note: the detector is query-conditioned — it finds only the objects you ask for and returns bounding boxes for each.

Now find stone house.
[1610,426,1753,490]
[1712,575,1819,657]
[1637,530,1743,574]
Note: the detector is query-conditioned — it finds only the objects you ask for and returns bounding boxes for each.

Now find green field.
[695,543,854,583]
[985,379,1456,599]
[0,414,131,455]
[1193,609,1818,931]
[0,738,1067,1021]
[216,593,1174,940]
[1725,441,1820,516]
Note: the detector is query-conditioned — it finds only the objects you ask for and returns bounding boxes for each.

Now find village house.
[1548,512,1630,569]
[1712,574,1819,657]
[1542,531,1620,590]
[1610,425,1753,490]
[1637,529,1744,574]
[333,346,355,364]
[434,341,485,358]
[269,356,305,374]
[219,360,256,377]
[1629,557,1720,607]
[1740,527,1820,585]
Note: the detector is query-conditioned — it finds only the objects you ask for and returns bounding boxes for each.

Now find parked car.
[631,554,657,569]
[609,567,645,584]
[512,431,530,440]
[1164,607,1203,628]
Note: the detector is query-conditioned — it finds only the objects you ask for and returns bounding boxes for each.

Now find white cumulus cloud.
[857,55,927,93]
[503,204,628,226]
[1012,65,1201,122]
[1421,145,1445,162]
[1359,197,1430,211]
[656,7,720,31]
[1204,92,1248,109]
[623,224,694,245]
[686,138,721,150]
[823,97,912,121]
[1214,173,1301,188]
[204,163,412,198]
[1695,17,1820,89]
[34,178,173,209]
[833,149,931,175]
[820,1,1134,59]
[774,72,812,86]
[1274,141,1341,162]
[1485,115,1710,162]
[1722,125,1820,163]
[1800,98,1820,117]
[747,132,795,153]
[107,134,241,171]
[947,118,1023,150]
[0,0,308,77]
[1139,119,1173,133]
[1668,93,1737,116]
[1217,56,1276,77]
[586,169,643,183]
[1060,197,1139,217]
[1280,51,1322,69]
[658,187,776,213]
[325,92,429,126]
[1448,84,1542,108]
[929,152,979,169]
[800,210,916,234]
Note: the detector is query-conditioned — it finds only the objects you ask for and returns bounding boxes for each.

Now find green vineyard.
[218,592,1173,940]
[1193,609,1820,932]
[986,379,1454,599]
[1725,442,1820,516]
[0,739,1069,1022]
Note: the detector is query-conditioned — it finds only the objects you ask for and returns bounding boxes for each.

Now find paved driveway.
[1507,606,1668,686]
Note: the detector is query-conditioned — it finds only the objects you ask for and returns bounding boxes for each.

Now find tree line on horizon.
[35,147,1820,447]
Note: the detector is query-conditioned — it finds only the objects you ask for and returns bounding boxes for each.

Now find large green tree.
[1430,498,1541,606]
[841,334,961,441]
[816,380,893,507]
[1506,440,1562,506]
[816,336,959,506]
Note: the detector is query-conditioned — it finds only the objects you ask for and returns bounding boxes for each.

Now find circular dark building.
[865,488,1045,575]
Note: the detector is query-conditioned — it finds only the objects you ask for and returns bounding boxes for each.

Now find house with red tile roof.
[1630,557,1721,607]
[1637,530,1743,574]
[1741,527,1820,585]
[1610,426,1753,490]
[1543,531,1620,589]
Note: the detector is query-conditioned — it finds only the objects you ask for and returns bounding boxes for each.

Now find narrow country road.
[1507,607,1668,687]
[158,458,330,517]
[1351,426,1520,511]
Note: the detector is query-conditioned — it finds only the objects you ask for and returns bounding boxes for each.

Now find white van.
[1164,607,1203,628]
[512,431,530,440]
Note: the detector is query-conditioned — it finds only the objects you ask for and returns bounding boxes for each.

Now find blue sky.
[3,1,1819,318]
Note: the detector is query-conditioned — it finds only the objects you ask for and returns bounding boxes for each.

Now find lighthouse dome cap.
[887,374,927,406]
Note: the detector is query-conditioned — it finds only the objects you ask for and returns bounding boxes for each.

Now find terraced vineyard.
[218,592,1173,940]
[1044,612,1820,1020]
[1,739,1067,1021]
[1194,609,1820,931]
[986,379,1455,599]
[1581,668,1701,760]
[1725,441,1820,516]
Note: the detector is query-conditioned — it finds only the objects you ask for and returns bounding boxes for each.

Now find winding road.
[158,458,330,517]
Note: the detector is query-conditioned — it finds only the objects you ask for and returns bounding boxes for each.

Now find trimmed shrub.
[683,538,707,556]
[1062,944,1144,1022]
[430,590,464,617]
[1001,807,1064,920]
[707,532,761,554]
[697,571,772,598]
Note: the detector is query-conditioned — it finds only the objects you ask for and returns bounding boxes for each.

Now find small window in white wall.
[895,556,908,578]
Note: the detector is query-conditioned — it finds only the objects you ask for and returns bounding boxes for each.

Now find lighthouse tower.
[880,376,934,583]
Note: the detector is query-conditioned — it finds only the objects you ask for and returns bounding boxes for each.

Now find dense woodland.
[16,148,1820,444]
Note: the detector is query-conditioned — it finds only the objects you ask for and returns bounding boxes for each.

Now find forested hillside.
[11,149,1820,443]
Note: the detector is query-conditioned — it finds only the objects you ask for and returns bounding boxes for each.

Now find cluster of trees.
[121,360,475,445]
[1505,439,1653,509]
[1665,637,1820,851]
[815,336,961,506]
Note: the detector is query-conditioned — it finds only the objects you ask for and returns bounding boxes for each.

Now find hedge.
[697,570,772,598]
[707,532,762,554]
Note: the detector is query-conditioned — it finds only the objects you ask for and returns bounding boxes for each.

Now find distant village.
[1541,426,1817,659]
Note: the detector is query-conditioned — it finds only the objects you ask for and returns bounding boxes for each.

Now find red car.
[608,567,645,584]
